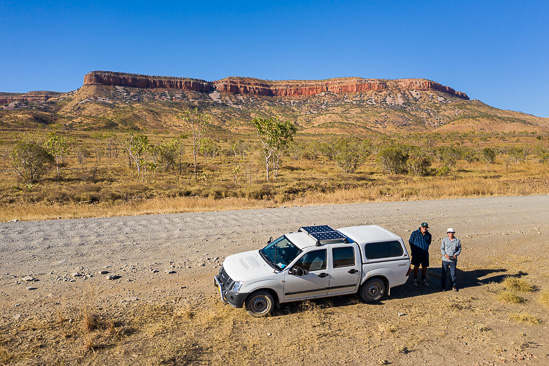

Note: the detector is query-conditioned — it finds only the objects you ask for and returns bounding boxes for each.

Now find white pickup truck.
[214,225,411,317]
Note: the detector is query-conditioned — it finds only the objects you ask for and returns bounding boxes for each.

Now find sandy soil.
[1,195,548,365]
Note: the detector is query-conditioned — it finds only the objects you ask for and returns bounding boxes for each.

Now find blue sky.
[1,0,548,117]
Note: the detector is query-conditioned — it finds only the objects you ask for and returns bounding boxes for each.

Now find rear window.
[333,247,355,268]
[365,241,404,260]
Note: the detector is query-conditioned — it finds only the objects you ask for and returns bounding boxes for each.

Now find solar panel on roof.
[310,231,347,242]
[299,225,335,234]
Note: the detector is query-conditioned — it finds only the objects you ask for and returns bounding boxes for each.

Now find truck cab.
[215,225,410,317]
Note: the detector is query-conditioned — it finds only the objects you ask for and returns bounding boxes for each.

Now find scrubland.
[1,129,548,221]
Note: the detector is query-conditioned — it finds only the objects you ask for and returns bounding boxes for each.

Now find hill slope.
[1,71,547,134]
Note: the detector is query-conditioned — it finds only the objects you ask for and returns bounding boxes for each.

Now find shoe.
[452,287,458,292]
[422,280,430,287]
[413,279,419,287]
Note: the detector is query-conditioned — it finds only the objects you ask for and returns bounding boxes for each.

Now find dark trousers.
[441,260,457,289]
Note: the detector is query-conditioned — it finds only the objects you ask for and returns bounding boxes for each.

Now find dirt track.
[1,195,548,365]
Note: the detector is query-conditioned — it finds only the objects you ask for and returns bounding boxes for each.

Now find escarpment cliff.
[83,71,469,100]
[6,70,547,134]
[0,91,62,105]
[83,72,214,93]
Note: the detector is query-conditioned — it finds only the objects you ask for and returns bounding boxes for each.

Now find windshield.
[260,236,302,270]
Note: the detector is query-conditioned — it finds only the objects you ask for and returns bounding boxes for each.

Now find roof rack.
[299,225,348,246]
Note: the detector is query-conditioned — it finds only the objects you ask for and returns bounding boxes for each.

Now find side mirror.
[289,267,308,276]
[267,236,272,244]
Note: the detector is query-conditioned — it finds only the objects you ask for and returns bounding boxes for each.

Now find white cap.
[447,228,455,233]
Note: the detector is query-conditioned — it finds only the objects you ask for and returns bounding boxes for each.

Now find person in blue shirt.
[408,222,432,287]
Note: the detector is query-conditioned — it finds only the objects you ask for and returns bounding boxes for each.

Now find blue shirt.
[409,228,432,250]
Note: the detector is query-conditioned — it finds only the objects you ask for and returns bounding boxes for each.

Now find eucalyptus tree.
[252,116,297,181]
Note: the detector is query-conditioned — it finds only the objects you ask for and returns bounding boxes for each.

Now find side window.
[365,241,404,259]
[333,247,355,268]
[295,249,327,271]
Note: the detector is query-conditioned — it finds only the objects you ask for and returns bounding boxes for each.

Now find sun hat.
[447,228,455,233]
[421,222,429,228]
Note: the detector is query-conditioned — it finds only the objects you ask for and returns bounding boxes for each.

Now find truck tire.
[245,290,274,317]
[359,278,386,302]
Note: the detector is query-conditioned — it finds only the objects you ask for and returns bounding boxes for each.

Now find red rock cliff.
[83,71,469,100]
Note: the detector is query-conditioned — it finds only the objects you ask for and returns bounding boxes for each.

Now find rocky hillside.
[1,71,547,134]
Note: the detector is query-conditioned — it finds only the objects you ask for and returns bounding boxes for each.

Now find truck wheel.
[359,278,386,302]
[245,290,274,317]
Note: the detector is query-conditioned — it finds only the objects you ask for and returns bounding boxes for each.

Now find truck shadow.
[274,267,514,316]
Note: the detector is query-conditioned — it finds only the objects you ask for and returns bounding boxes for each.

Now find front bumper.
[214,275,248,308]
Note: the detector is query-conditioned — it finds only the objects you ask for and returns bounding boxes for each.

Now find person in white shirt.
[441,228,461,292]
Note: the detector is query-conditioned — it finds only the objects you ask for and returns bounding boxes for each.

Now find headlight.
[232,281,243,292]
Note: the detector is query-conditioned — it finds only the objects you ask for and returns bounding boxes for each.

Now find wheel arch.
[361,275,390,296]
[247,287,280,307]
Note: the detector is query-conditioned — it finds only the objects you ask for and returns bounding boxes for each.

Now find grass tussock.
[498,291,526,304]
[81,309,99,332]
[509,313,541,325]
[503,277,536,292]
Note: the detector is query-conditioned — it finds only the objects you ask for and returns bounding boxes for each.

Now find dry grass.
[498,291,526,304]
[81,309,99,332]
[502,277,536,292]
[539,291,549,309]
[1,129,548,221]
[509,313,541,325]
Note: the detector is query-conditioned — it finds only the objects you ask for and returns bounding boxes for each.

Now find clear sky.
[1,0,548,117]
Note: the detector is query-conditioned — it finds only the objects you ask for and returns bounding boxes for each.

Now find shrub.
[435,146,460,167]
[435,165,451,176]
[503,277,535,292]
[406,149,431,176]
[377,147,408,174]
[507,147,527,163]
[497,291,525,304]
[333,137,371,173]
[482,148,496,163]
[10,140,54,183]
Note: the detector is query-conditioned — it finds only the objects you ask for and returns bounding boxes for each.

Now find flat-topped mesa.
[83,71,469,100]
[83,71,214,93]
[213,77,388,96]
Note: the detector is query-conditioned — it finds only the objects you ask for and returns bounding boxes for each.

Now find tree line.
[6,112,549,184]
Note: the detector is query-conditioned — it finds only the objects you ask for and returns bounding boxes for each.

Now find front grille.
[218,267,233,290]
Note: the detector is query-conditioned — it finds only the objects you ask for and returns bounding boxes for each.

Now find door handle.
[348,269,359,274]
[317,273,328,278]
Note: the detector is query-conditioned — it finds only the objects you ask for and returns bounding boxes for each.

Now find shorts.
[411,247,429,267]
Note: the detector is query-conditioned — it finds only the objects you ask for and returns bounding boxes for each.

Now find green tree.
[332,137,371,173]
[43,132,69,175]
[199,137,219,161]
[406,148,431,176]
[158,138,181,171]
[123,133,150,180]
[252,116,297,181]
[435,146,460,168]
[377,147,408,174]
[10,140,53,183]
